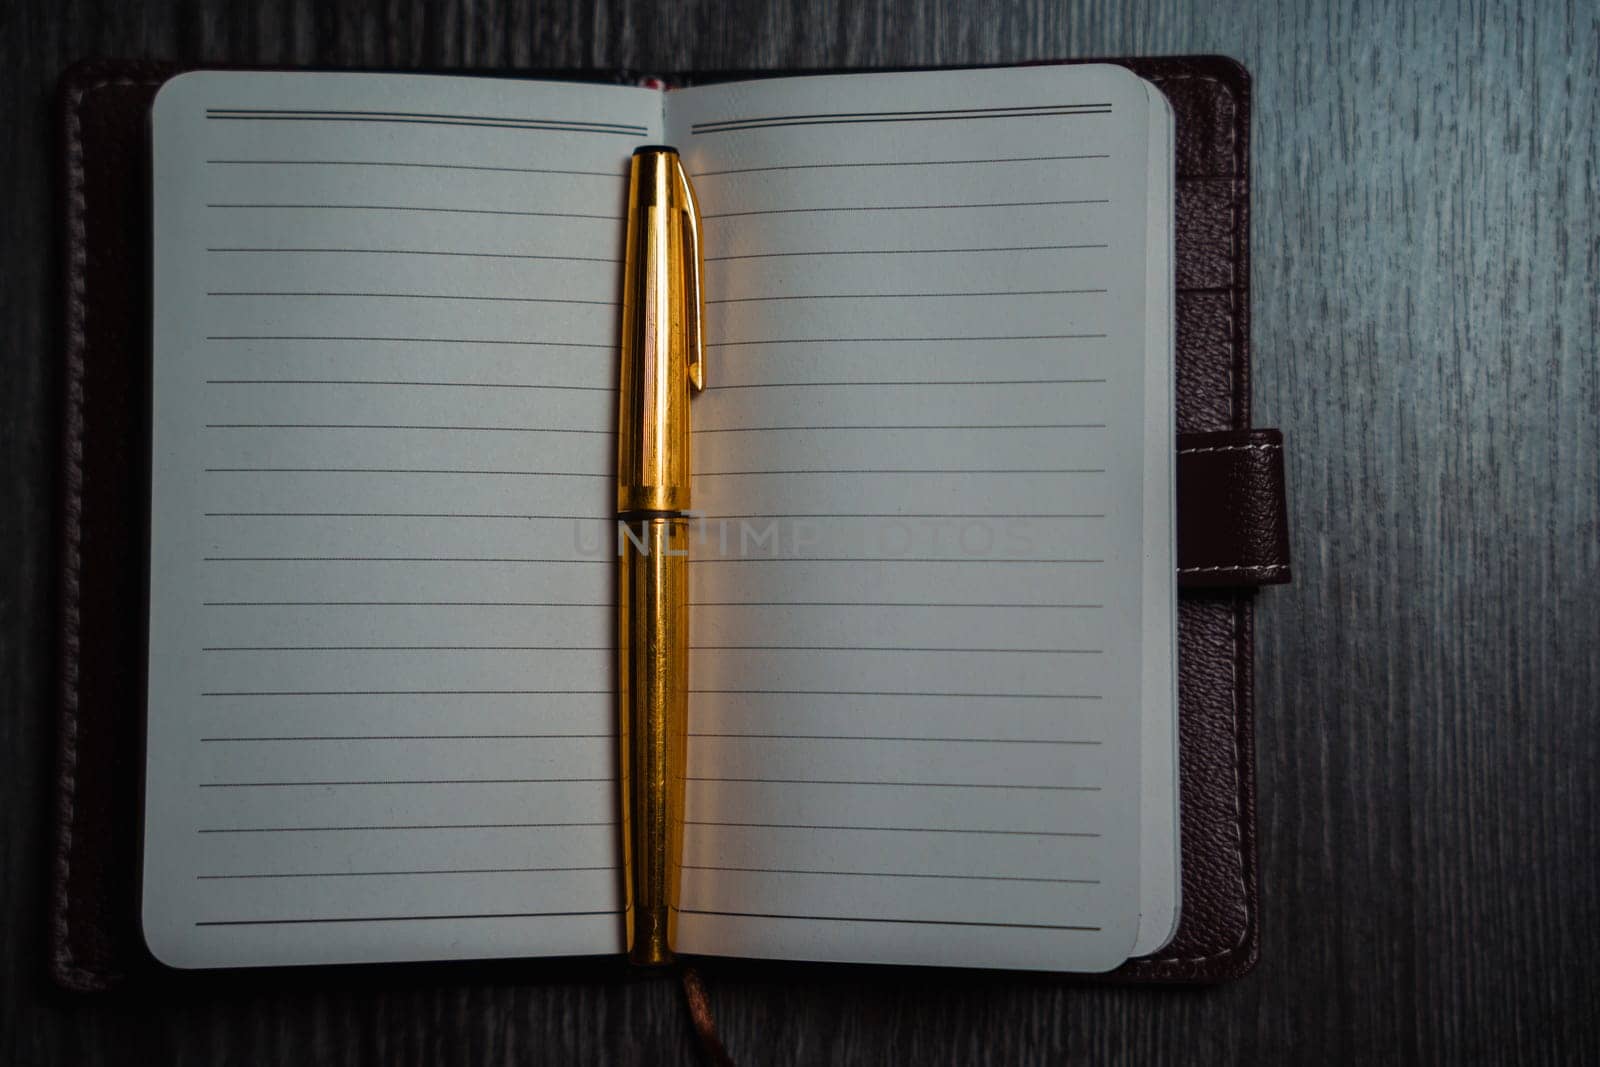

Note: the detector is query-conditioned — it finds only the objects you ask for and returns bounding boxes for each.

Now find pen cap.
[618,147,705,513]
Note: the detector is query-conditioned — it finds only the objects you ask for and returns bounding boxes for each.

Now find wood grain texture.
[2,0,1595,1063]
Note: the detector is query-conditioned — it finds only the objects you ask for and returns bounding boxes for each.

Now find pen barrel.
[617,516,690,964]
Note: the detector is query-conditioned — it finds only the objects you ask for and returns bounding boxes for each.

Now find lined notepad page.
[143,72,659,968]
[667,66,1175,972]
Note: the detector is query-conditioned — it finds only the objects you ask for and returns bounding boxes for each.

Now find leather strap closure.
[1177,429,1291,588]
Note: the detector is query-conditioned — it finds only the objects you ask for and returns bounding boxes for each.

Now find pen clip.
[674,156,706,393]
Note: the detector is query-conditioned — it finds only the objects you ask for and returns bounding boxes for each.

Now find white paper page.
[143,72,660,968]
[665,65,1175,972]
[1133,81,1180,957]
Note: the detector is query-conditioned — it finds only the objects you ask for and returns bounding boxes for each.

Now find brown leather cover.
[50,55,1283,990]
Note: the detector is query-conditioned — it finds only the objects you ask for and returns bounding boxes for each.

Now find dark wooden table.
[3,1,1596,1063]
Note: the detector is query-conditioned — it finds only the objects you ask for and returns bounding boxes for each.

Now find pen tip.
[633,144,679,156]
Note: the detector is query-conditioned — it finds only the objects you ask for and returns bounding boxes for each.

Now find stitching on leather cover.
[1178,564,1288,575]
[1178,442,1279,456]
[54,70,157,991]
[55,68,95,989]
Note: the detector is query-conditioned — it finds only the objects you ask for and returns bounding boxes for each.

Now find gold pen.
[616,146,704,965]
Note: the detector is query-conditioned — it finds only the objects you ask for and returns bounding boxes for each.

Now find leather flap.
[1177,429,1290,587]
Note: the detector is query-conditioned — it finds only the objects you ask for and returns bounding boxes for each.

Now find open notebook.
[142,64,1177,974]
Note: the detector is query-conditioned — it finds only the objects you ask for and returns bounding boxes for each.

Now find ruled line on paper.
[686,777,1101,791]
[689,101,1111,134]
[693,511,1105,518]
[204,336,613,347]
[686,601,1104,608]
[685,820,1101,838]
[677,910,1102,932]
[200,689,612,697]
[683,558,1107,564]
[203,423,614,434]
[687,689,1101,699]
[706,243,1107,261]
[698,468,1104,475]
[203,511,608,518]
[704,334,1106,347]
[201,556,610,563]
[207,247,621,262]
[207,291,619,305]
[688,645,1101,654]
[701,198,1109,219]
[205,379,614,391]
[200,734,613,742]
[201,645,611,651]
[684,865,1100,885]
[692,101,1110,125]
[702,379,1107,389]
[198,778,613,788]
[206,106,650,136]
[204,467,610,476]
[692,153,1109,176]
[706,288,1106,304]
[694,423,1106,433]
[202,600,612,607]
[195,911,622,927]
[687,733,1101,744]
[207,203,619,220]
[197,821,613,834]
[207,158,628,177]
[198,865,616,880]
